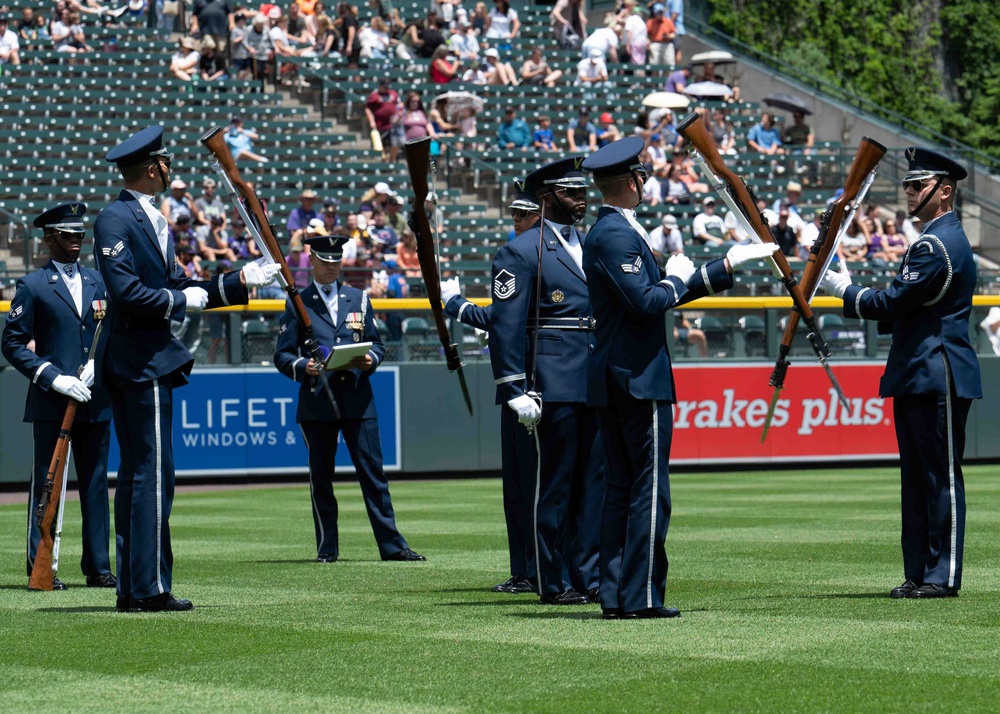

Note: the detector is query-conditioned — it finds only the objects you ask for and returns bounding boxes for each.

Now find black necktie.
[321,284,333,296]
[63,264,75,279]
[561,226,573,241]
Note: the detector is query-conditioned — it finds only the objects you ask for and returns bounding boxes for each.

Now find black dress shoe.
[86,572,118,588]
[586,587,600,602]
[383,548,426,561]
[130,592,194,612]
[627,606,682,619]
[539,589,590,605]
[115,595,131,613]
[29,577,68,591]
[315,553,338,563]
[890,579,920,599]
[908,583,958,599]
[492,576,536,593]
[602,608,637,620]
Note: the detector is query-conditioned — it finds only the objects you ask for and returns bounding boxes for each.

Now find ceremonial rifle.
[404,136,474,415]
[201,127,340,419]
[676,113,848,414]
[29,303,106,591]
[760,137,886,442]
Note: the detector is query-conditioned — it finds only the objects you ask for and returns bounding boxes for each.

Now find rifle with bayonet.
[29,304,106,591]
[760,137,887,442]
[676,112,849,421]
[200,127,340,419]
[404,136,474,415]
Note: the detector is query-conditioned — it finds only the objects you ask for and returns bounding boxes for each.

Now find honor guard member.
[440,179,540,594]
[1,203,116,591]
[820,147,981,599]
[489,157,606,606]
[94,126,280,612]
[274,233,425,564]
[581,137,777,619]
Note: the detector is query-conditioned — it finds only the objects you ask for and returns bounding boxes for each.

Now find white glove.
[819,268,852,299]
[474,327,489,347]
[507,394,541,428]
[726,242,780,270]
[441,276,461,305]
[665,254,696,283]
[52,375,91,402]
[79,360,95,388]
[242,258,282,288]
[182,287,209,312]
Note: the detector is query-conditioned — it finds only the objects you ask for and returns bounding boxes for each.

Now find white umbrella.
[641,91,691,110]
[433,91,485,121]
[690,50,736,65]
[683,81,733,99]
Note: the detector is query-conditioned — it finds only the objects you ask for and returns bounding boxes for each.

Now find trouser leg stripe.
[153,379,164,595]
[943,357,957,588]
[647,400,659,610]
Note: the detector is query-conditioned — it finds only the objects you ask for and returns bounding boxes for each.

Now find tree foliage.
[705,0,1000,159]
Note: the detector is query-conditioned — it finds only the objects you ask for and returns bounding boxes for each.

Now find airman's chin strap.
[910,176,945,218]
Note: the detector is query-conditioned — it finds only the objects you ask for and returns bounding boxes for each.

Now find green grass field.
[2,468,1000,712]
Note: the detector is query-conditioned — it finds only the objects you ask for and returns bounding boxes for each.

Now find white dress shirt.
[316,280,339,325]
[545,219,584,273]
[126,189,169,261]
[51,260,83,316]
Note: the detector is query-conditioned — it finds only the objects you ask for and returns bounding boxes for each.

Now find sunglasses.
[555,186,587,199]
[509,208,532,220]
[902,179,930,192]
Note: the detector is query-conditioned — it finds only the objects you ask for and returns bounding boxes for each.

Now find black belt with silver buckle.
[527,317,596,331]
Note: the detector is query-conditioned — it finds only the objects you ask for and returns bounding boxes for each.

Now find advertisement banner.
[107,367,401,476]
[671,361,897,463]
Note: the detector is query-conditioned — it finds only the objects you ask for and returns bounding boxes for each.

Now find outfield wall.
[1,358,998,485]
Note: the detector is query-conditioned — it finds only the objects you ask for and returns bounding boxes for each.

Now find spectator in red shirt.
[430,44,461,84]
[365,77,401,162]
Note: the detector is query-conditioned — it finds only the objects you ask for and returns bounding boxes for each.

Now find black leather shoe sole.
[492,576,536,594]
[116,596,131,613]
[602,608,637,620]
[627,607,682,619]
[315,554,338,563]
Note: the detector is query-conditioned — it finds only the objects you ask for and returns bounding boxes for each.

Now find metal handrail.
[685,16,1000,178]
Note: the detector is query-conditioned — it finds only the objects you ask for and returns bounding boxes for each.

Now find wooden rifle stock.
[404,137,473,414]
[201,127,340,418]
[27,404,76,591]
[677,113,815,321]
[770,137,887,389]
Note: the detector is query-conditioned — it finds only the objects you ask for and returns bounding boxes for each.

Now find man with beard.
[486,157,604,606]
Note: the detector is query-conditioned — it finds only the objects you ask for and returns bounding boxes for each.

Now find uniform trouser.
[894,390,972,590]
[109,378,175,600]
[500,406,537,580]
[300,420,408,559]
[26,420,113,578]
[599,378,673,613]
[531,401,605,596]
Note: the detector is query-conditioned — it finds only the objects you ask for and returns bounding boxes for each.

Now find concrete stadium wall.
[1,358,999,486]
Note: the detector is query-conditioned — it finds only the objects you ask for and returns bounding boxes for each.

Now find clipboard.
[322,341,373,371]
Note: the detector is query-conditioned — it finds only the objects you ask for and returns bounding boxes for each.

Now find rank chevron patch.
[620,255,643,275]
[493,269,516,300]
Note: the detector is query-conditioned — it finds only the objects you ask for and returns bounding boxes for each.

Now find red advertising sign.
[671,361,898,463]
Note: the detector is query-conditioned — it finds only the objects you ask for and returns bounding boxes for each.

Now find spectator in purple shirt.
[284,236,312,289]
[665,65,691,94]
[287,189,319,242]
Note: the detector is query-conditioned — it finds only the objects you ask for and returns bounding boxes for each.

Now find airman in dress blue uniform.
[581,137,777,619]
[1,203,116,591]
[93,126,280,612]
[487,159,606,606]
[274,234,425,564]
[442,180,541,594]
[820,147,981,599]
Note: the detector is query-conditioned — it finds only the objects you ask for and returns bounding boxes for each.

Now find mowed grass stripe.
[2,468,1000,712]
